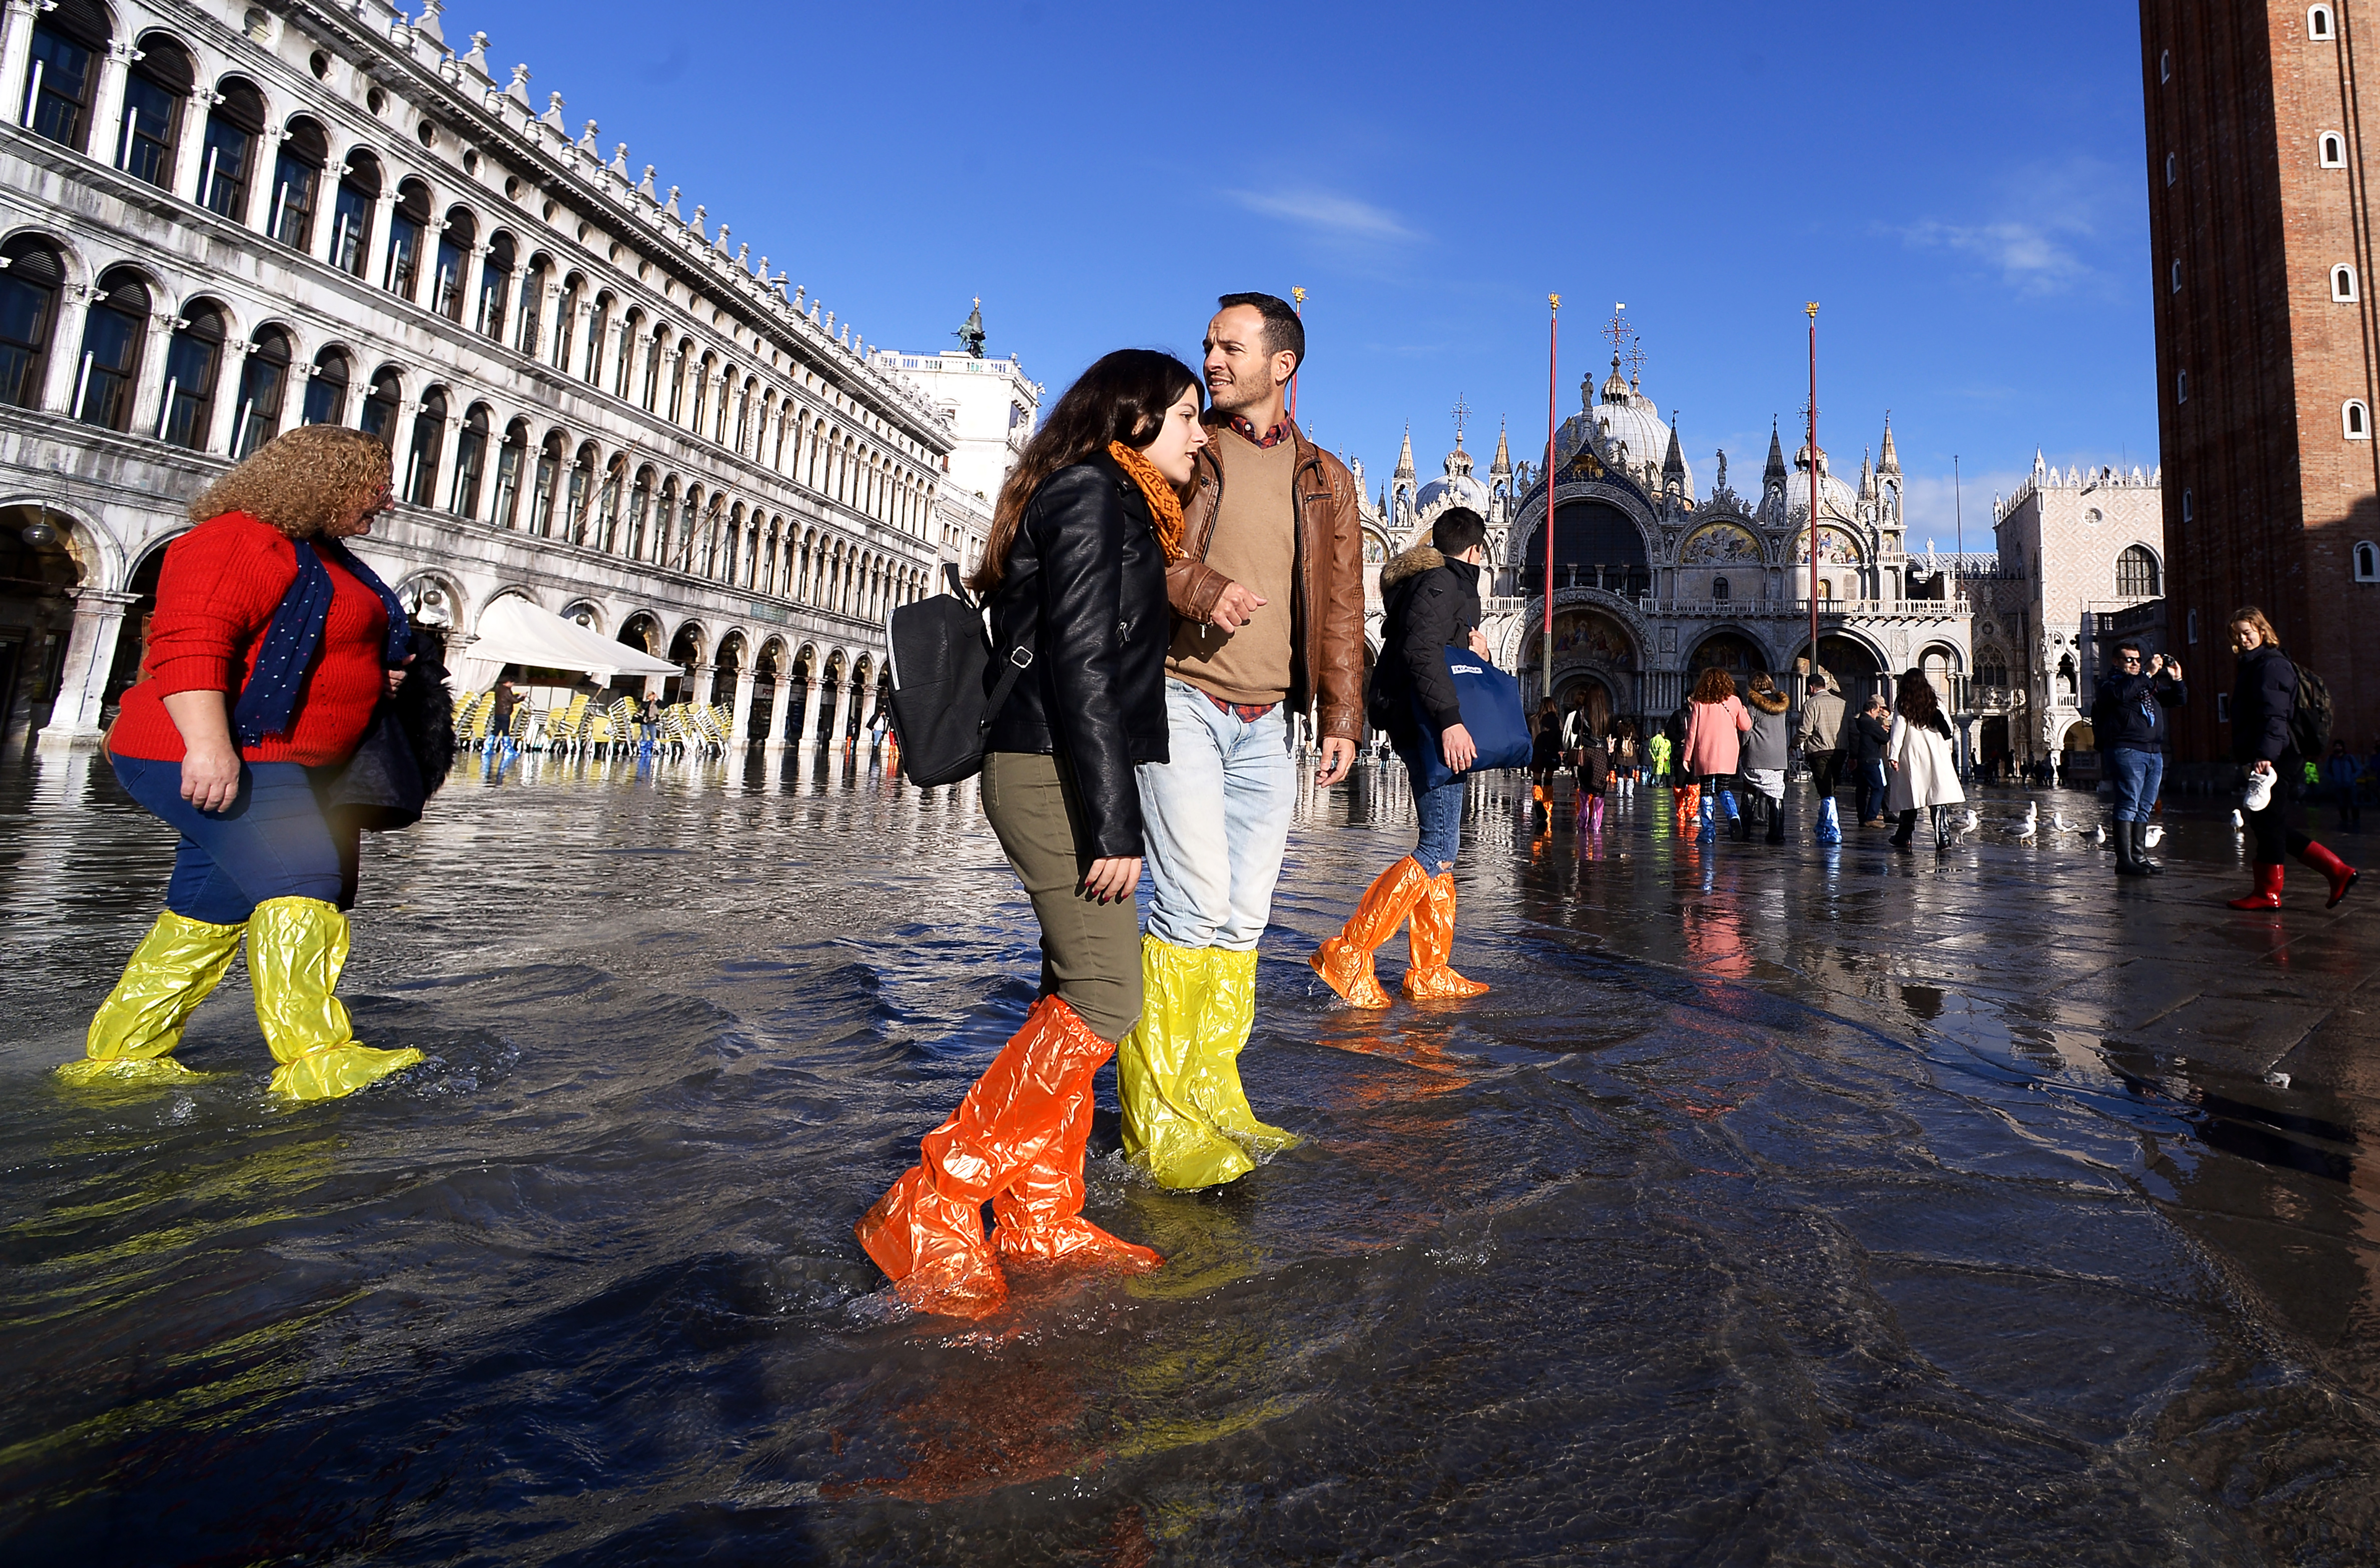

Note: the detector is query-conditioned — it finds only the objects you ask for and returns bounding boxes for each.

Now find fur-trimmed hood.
[1380,541,1446,590]
[1747,687,1790,715]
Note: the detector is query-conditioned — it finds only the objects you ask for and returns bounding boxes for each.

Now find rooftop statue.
[954,297,986,359]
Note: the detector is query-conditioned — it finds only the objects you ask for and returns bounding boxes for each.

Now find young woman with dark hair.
[2226,607,2357,908]
[1886,668,1964,851]
[1680,666,1751,842]
[858,349,1205,1319]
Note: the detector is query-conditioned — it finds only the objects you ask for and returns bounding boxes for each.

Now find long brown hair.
[1691,666,1736,705]
[2227,605,2282,654]
[1895,667,1942,728]
[968,349,1202,593]
[188,424,391,539]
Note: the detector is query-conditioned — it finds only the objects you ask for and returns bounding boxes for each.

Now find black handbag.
[325,629,456,831]
[885,564,1035,787]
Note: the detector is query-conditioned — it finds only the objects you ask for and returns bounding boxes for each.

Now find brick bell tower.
[2140,1,2380,764]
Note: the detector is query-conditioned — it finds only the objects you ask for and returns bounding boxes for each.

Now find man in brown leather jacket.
[1113,292,1366,1191]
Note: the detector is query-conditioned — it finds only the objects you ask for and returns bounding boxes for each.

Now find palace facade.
[0,0,988,754]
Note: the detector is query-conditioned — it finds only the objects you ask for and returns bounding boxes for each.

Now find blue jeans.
[1135,680,1296,950]
[1857,761,1888,823]
[110,754,344,925]
[2106,747,2165,823]
[1398,742,1464,872]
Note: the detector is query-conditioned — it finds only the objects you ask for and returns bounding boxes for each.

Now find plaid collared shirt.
[1204,692,1280,724]
[1227,415,1293,450]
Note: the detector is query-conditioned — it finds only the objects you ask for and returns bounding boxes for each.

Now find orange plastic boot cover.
[1310,857,1432,1008]
[1404,873,1491,999]
[992,1070,1163,1271]
[855,995,1114,1316]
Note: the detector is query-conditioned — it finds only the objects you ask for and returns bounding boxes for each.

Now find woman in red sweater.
[59,426,424,1101]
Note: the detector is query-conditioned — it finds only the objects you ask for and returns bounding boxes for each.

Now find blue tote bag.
[1409,650,1533,790]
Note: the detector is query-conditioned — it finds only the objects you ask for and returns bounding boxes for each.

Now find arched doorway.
[752,638,786,739]
[815,651,846,740]
[0,505,85,745]
[1519,498,1650,597]
[1686,631,1765,679]
[1796,632,1886,709]
[665,622,704,704]
[711,632,746,709]
[1556,673,1613,739]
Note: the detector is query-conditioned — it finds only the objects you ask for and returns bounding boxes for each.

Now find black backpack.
[884,565,1034,787]
[2291,662,2335,759]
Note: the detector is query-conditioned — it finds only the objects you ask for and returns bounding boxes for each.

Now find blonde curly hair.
[187,425,391,538]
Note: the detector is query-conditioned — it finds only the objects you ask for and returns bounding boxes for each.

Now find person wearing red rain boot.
[1311,509,1494,1007]
[2225,607,2358,911]
[856,350,1206,1317]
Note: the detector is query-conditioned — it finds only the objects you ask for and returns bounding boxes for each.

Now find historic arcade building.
[1361,353,1976,743]
[0,0,979,754]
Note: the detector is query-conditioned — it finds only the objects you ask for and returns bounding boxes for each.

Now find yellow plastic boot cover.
[1404,874,1491,999]
[58,909,246,1085]
[1309,856,1430,1009]
[1117,936,1255,1190]
[246,897,423,1101]
[1190,947,1299,1156]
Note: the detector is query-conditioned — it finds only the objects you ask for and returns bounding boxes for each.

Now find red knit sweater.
[109,513,389,767]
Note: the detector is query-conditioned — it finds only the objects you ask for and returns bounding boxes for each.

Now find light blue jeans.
[1136,679,1296,950]
[2107,746,2165,823]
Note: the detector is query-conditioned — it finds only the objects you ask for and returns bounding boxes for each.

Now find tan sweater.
[1166,430,1298,705]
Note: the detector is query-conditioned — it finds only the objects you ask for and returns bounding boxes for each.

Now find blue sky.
[461,0,2155,547]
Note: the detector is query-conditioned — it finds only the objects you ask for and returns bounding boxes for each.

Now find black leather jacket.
[983,453,1171,858]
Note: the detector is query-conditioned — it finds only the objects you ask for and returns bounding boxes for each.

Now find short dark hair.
[2117,641,2143,659]
[1216,292,1304,371]
[1432,507,1487,558]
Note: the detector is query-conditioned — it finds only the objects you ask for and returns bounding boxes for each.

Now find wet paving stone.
[0,749,2375,1566]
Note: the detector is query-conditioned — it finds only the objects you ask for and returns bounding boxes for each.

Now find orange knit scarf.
[1107,441,1185,561]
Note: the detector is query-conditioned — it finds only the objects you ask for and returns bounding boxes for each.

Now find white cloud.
[1897,220,2090,294]
[1891,157,2130,298]
[1227,188,1418,243]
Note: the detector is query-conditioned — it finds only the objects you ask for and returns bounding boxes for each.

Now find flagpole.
[1806,303,1820,684]
[1289,286,1305,422]
[1543,294,1560,705]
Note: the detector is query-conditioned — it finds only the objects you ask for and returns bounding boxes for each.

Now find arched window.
[477,233,515,338]
[358,364,401,443]
[1711,576,1730,601]
[26,0,109,152]
[597,455,625,551]
[491,418,529,526]
[201,79,266,223]
[565,441,596,544]
[692,353,715,435]
[75,268,150,431]
[643,326,668,411]
[330,152,380,278]
[2177,369,2189,403]
[2116,544,2161,598]
[303,346,349,425]
[2322,132,2347,167]
[386,179,432,300]
[0,236,64,409]
[529,431,564,536]
[270,116,327,249]
[404,386,446,506]
[2171,259,2182,293]
[433,208,472,322]
[159,302,226,449]
[2165,152,2176,185]
[119,34,195,184]
[2311,5,2335,40]
[616,309,642,396]
[2354,540,2378,582]
[232,325,292,457]
[585,293,612,383]
[450,403,490,517]
[2346,399,2370,439]
[2334,264,2359,301]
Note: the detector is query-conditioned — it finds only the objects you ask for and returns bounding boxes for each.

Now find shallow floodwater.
[1,747,2376,1565]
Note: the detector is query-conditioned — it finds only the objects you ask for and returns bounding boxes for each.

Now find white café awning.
[450,594,684,693]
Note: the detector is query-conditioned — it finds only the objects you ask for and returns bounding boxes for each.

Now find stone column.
[432,407,464,510]
[311,164,345,268]
[37,278,91,414]
[794,677,821,746]
[536,280,563,366]
[36,588,137,752]
[689,663,717,717]
[173,85,215,204]
[204,339,245,455]
[729,666,756,744]
[370,188,400,290]
[763,678,793,748]
[459,242,490,335]
[0,0,38,129]
[249,124,283,234]
[89,38,134,168]
[127,312,177,437]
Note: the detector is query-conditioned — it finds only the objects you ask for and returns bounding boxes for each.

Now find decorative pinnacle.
[1549,293,1560,312]
[1806,301,1820,319]
[1292,286,1306,308]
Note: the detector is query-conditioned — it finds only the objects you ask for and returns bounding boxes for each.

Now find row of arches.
[13,1,939,537]
[0,231,932,619]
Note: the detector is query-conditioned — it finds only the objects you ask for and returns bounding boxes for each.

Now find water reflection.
[0,751,2374,1561]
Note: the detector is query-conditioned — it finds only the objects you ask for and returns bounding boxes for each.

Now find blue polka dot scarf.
[230,537,410,748]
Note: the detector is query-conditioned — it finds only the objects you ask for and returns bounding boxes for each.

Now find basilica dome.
[1786,442,1861,519]
[1416,467,1494,514]
[1552,357,1691,494]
